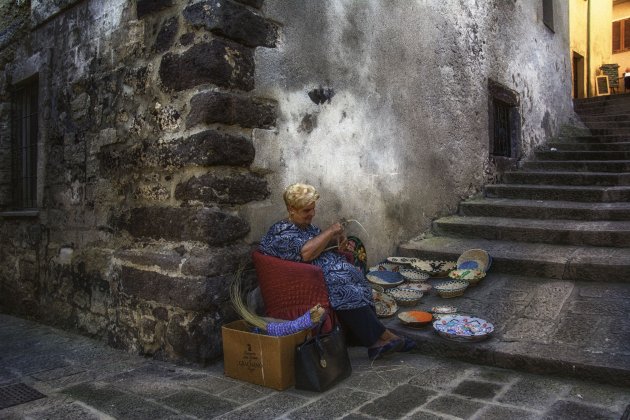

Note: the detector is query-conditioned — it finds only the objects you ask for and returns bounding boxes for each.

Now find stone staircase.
[390,93,630,387]
[400,94,630,281]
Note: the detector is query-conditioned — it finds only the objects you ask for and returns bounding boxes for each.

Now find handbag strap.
[311,311,334,368]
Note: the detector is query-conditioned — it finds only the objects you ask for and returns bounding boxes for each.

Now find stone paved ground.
[1,315,629,419]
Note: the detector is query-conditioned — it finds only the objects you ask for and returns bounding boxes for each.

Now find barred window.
[11,78,38,209]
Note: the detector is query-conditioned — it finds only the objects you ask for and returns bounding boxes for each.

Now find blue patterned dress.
[259,220,374,311]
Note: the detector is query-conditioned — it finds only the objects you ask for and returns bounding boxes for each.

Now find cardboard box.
[222,320,308,391]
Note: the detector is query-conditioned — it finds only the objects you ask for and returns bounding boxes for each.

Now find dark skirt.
[335,305,385,347]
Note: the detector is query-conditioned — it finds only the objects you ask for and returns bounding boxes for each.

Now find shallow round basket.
[431,305,458,320]
[399,268,430,282]
[371,284,385,293]
[398,310,433,328]
[432,315,494,342]
[366,270,404,289]
[433,280,468,298]
[369,262,402,273]
[457,249,491,272]
[386,287,423,306]
[386,256,416,265]
[373,290,398,318]
[411,260,457,277]
[404,282,432,294]
[448,269,486,286]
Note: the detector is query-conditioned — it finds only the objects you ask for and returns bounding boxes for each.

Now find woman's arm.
[301,222,345,262]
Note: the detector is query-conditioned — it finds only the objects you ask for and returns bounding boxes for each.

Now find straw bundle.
[229,265,325,336]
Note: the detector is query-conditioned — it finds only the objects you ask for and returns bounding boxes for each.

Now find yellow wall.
[571,0,613,97]
[570,0,588,97]
[613,2,630,86]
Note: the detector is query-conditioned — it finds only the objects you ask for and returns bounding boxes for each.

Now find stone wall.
[0,0,277,363]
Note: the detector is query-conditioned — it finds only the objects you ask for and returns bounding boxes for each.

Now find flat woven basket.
[434,280,468,298]
[437,288,466,298]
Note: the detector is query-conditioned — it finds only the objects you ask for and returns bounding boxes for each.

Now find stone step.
[460,198,630,221]
[576,106,630,116]
[580,113,630,123]
[434,216,630,247]
[577,105,630,119]
[502,171,630,186]
[583,120,630,129]
[575,100,630,112]
[589,127,630,136]
[574,92,630,106]
[384,273,630,387]
[485,183,630,202]
[535,150,630,160]
[397,236,630,281]
[556,135,630,143]
[546,141,630,151]
[521,160,630,172]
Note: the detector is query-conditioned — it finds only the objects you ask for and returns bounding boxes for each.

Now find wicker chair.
[252,250,351,333]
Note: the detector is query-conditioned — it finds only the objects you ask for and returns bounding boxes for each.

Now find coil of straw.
[230,263,325,334]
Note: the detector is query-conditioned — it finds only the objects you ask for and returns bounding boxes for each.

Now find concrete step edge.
[387,324,630,388]
[398,236,630,281]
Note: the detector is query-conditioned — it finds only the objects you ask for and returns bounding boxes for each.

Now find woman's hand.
[300,222,345,261]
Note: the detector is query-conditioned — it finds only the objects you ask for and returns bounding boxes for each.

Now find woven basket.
[448,269,486,286]
[457,249,491,272]
[434,280,468,298]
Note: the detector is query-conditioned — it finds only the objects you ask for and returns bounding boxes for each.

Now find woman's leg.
[335,305,398,348]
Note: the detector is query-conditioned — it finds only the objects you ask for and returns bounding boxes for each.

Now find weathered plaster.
[247,1,578,263]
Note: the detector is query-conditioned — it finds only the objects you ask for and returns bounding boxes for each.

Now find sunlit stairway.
[400,94,630,281]
[392,93,630,387]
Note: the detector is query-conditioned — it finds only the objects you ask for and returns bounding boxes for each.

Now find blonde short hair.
[283,183,320,209]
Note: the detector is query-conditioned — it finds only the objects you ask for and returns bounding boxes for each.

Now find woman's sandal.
[367,338,405,360]
[397,336,417,352]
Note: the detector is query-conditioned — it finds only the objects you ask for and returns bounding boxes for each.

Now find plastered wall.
[245,1,579,264]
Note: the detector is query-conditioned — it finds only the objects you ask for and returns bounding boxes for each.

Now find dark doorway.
[573,52,585,99]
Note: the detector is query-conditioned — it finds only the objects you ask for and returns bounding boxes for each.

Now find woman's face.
[290,202,316,226]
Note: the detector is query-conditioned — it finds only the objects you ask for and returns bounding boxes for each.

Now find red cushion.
[252,250,336,332]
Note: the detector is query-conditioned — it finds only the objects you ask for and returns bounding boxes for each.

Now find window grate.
[11,80,38,209]
[492,99,512,157]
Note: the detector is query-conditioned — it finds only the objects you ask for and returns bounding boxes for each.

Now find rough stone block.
[452,380,504,400]
[187,91,277,129]
[424,395,486,419]
[149,130,256,169]
[99,130,255,174]
[234,0,264,9]
[114,249,183,272]
[119,206,249,245]
[359,384,437,418]
[181,244,252,277]
[175,170,268,205]
[159,40,254,92]
[183,0,277,48]
[31,0,82,27]
[543,400,620,420]
[120,266,229,312]
[155,16,178,53]
[166,313,225,363]
[137,0,174,19]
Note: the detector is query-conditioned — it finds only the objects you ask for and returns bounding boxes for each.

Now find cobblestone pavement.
[1,314,629,420]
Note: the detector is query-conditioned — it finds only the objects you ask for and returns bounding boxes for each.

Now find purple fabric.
[266,310,314,336]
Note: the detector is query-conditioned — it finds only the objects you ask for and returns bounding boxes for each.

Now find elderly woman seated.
[259,183,415,360]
